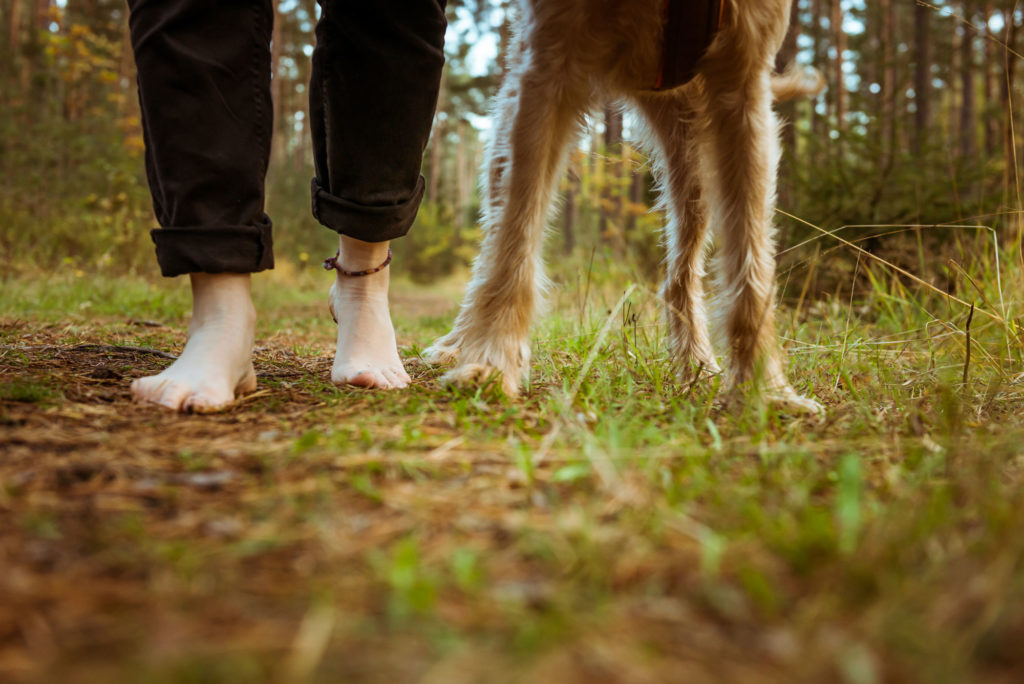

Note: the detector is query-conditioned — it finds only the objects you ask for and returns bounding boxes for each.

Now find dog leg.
[422,50,521,368]
[698,63,822,414]
[424,67,583,397]
[633,93,720,384]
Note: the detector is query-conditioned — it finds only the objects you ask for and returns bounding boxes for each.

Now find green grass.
[2,241,1024,682]
[0,376,60,404]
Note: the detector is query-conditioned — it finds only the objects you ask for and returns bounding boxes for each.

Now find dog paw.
[422,338,461,365]
[435,336,530,398]
[765,386,825,417]
[440,363,520,398]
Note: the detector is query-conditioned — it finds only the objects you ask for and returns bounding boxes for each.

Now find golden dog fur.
[424,0,823,413]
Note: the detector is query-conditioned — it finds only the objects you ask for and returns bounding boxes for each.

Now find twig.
[70,344,178,360]
[427,436,466,461]
[234,389,272,405]
[580,245,597,328]
[836,252,863,391]
[0,344,177,359]
[683,362,706,400]
[963,302,975,388]
[915,2,1024,60]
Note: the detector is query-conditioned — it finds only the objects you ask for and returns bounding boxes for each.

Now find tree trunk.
[428,76,447,204]
[33,0,49,28]
[775,0,801,169]
[598,105,623,244]
[563,173,577,255]
[32,0,50,52]
[626,146,643,232]
[831,0,846,134]
[982,0,997,157]
[913,1,931,155]
[270,1,283,166]
[23,0,51,100]
[810,0,823,144]
[116,9,133,117]
[454,118,467,234]
[951,11,961,155]
[868,0,882,125]
[960,16,977,162]
[8,0,22,63]
[604,105,623,148]
[881,0,896,162]
[1000,9,1021,226]
[294,47,312,175]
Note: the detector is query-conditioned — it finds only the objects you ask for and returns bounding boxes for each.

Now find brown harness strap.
[651,0,725,91]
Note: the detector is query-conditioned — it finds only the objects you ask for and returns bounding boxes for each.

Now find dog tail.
[771,66,825,103]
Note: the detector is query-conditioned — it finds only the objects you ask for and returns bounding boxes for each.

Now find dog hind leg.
[633,92,720,384]
[698,57,822,413]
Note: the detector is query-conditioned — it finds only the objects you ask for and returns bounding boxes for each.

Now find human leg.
[127,0,274,410]
[310,0,447,389]
[129,0,275,275]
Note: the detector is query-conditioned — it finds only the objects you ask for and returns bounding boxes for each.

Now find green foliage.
[784,125,1004,233]
[370,537,440,621]
[392,202,480,283]
[0,377,60,404]
[1,16,155,274]
[835,453,864,555]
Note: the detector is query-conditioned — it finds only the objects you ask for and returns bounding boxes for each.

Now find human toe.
[182,387,236,413]
[333,367,390,389]
[382,368,409,389]
[153,381,193,411]
[131,376,174,408]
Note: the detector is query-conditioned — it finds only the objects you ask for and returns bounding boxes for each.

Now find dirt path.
[0,320,730,682]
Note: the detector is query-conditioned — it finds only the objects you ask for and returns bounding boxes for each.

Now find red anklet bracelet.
[322,248,392,276]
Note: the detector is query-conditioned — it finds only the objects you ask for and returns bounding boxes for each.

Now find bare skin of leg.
[131,272,257,412]
[328,235,410,389]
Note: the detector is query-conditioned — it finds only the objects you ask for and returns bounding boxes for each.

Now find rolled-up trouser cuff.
[151,216,274,277]
[310,176,425,243]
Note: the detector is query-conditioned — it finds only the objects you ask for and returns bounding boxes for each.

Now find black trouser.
[128,0,447,277]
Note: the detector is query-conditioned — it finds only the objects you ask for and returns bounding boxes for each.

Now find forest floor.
[2,262,1024,683]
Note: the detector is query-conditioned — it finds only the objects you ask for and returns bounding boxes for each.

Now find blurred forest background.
[0,0,1022,286]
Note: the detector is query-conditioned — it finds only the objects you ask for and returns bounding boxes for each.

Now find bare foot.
[131,273,257,412]
[328,236,410,390]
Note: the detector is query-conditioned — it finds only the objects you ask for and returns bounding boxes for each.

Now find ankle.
[332,269,390,300]
[188,272,256,325]
[338,236,391,272]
